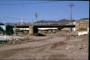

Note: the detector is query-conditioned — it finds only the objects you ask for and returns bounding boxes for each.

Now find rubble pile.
[0,37,34,45]
[0,36,49,46]
[7,37,34,45]
[66,34,88,54]
[46,32,88,55]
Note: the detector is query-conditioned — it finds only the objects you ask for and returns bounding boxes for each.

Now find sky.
[0,0,89,23]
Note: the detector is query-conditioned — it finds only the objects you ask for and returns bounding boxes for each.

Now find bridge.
[0,23,75,35]
[14,23,75,35]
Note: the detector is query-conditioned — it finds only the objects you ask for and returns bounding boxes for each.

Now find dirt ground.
[0,31,88,60]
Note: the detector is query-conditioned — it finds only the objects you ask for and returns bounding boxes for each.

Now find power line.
[0,1,57,6]
[0,15,20,20]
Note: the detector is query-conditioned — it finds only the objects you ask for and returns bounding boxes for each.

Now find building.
[75,19,89,31]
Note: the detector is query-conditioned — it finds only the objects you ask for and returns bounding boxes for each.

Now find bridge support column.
[29,26,34,35]
[29,26,38,35]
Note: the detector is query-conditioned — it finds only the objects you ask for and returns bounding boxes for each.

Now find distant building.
[75,19,89,31]
[61,19,89,32]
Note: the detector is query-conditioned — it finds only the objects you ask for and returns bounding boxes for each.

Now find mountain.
[34,19,76,25]
[58,19,76,24]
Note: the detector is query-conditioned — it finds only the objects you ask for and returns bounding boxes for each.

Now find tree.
[6,25,14,35]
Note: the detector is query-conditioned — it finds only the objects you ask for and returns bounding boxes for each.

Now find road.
[0,36,66,51]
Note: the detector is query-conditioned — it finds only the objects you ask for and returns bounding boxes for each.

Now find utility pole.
[35,12,38,22]
[69,3,74,31]
[20,17,24,25]
[35,12,38,25]
[14,24,16,35]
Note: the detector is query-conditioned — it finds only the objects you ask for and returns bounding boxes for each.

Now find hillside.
[34,19,76,25]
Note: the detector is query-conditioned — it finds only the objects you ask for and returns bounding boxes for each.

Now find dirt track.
[0,31,88,60]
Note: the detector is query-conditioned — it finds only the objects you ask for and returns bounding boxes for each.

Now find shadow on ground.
[33,33,46,36]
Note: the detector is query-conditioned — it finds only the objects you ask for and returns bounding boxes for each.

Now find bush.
[6,25,14,35]
[0,40,9,44]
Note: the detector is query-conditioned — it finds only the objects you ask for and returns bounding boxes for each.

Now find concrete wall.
[78,31,88,36]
